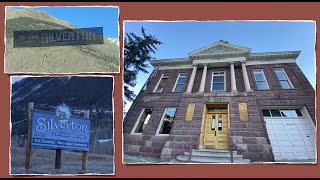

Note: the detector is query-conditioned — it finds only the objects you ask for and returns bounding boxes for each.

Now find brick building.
[123,40,315,163]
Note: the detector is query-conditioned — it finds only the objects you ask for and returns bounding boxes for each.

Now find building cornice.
[150,57,190,67]
[247,51,300,61]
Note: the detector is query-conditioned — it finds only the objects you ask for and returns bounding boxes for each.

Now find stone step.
[176,155,251,164]
[184,152,243,159]
[193,149,237,154]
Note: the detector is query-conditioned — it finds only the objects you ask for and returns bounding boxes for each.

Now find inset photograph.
[5,6,119,74]
[10,76,114,175]
[123,21,316,164]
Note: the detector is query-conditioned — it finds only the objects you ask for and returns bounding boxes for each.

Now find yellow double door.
[203,113,229,149]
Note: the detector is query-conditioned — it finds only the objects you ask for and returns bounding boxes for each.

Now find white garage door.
[263,108,316,161]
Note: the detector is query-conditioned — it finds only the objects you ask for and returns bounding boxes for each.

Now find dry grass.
[10,146,114,175]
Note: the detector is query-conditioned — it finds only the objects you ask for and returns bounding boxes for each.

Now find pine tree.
[124,27,162,101]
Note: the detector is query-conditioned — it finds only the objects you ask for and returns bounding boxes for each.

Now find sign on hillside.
[31,109,91,151]
[14,27,104,48]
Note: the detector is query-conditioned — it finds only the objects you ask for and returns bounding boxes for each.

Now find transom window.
[262,109,303,118]
[156,107,177,135]
[274,68,294,89]
[211,71,226,91]
[253,69,270,90]
[153,74,169,93]
[173,73,187,92]
[131,108,153,134]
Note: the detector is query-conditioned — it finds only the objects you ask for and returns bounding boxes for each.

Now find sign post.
[82,110,89,170]
[25,102,34,169]
[55,149,61,170]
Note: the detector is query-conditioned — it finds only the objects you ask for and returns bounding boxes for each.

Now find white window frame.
[274,68,294,89]
[211,71,226,91]
[172,73,187,92]
[153,74,164,93]
[253,69,270,90]
[130,108,152,135]
[155,107,177,136]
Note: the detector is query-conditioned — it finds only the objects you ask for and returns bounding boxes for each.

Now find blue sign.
[31,109,91,151]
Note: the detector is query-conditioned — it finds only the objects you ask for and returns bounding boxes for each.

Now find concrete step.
[184,152,243,159]
[176,155,250,164]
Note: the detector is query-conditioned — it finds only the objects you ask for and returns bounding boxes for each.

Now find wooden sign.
[185,103,195,121]
[14,27,104,48]
[31,109,91,151]
[239,103,249,121]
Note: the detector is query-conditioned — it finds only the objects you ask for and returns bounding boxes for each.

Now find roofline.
[188,41,251,56]
[150,57,190,66]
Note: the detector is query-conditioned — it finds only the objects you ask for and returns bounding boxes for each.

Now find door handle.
[215,131,216,136]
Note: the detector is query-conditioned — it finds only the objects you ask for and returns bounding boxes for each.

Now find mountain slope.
[11,76,113,110]
[5,8,119,73]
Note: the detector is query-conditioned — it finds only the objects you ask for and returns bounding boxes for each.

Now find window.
[274,68,294,89]
[173,73,187,92]
[253,69,269,90]
[153,74,169,93]
[262,109,303,118]
[156,107,177,135]
[131,108,153,134]
[211,71,226,91]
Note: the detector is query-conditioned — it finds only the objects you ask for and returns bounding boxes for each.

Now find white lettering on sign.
[35,118,89,133]
[41,31,97,44]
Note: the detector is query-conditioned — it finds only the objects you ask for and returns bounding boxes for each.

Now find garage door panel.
[278,140,291,146]
[277,134,289,140]
[275,130,288,135]
[275,125,285,129]
[272,146,280,151]
[295,152,309,160]
[265,115,315,161]
[305,140,316,146]
[280,146,294,152]
[309,151,316,159]
[307,145,316,151]
[292,146,306,151]
[267,129,276,135]
[290,135,303,141]
[268,134,277,140]
[291,140,304,146]
[266,124,274,129]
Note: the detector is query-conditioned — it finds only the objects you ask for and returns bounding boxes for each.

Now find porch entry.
[202,103,230,149]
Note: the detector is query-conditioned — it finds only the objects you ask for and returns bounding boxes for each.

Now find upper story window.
[172,73,187,92]
[253,69,270,90]
[211,71,226,91]
[274,68,294,89]
[131,108,153,134]
[153,74,169,93]
[156,107,177,135]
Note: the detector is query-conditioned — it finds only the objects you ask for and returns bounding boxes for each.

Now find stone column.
[241,61,252,92]
[186,65,197,93]
[199,64,208,93]
[230,62,237,92]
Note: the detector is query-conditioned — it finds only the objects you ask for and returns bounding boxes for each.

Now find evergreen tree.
[124,27,162,101]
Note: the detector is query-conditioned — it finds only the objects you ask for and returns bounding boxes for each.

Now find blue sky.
[13,6,119,38]
[124,21,316,111]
